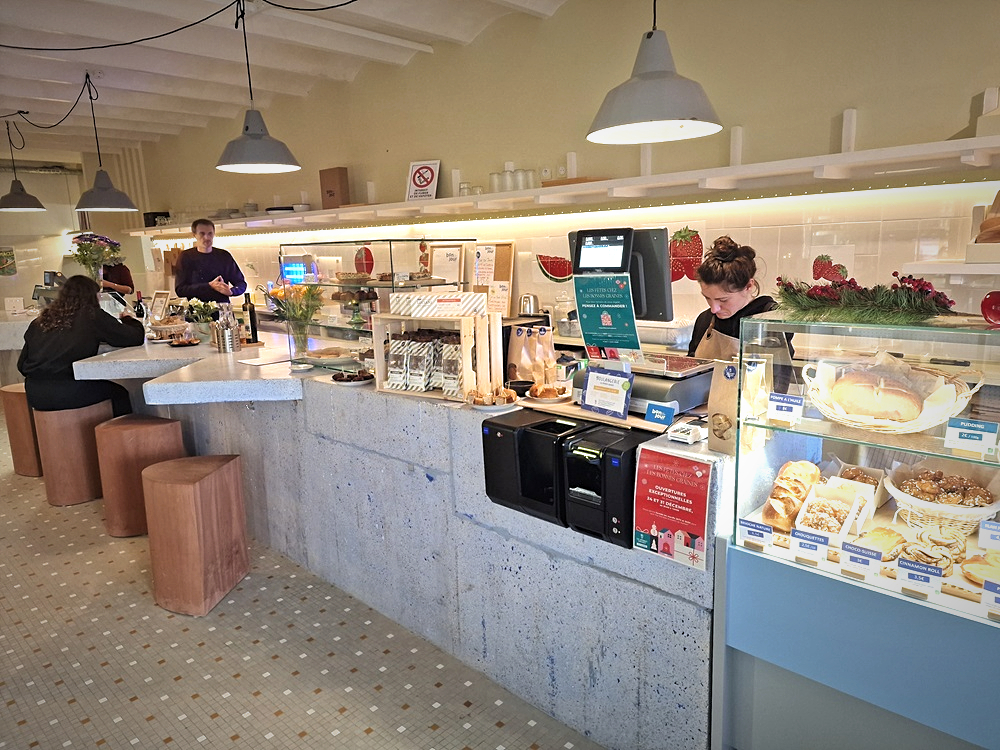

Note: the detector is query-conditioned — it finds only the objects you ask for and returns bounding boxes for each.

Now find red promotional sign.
[633,446,712,570]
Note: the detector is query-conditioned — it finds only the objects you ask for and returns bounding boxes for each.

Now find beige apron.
[694,317,739,361]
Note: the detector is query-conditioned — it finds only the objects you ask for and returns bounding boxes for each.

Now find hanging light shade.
[0,178,46,212]
[587,29,722,145]
[1,120,46,211]
[74,74,139,212]
[216,109,301,173]
[75,169,138,212]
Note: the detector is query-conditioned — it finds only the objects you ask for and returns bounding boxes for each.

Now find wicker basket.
[149,322,188,339]
[803,364,983,435]
[885,476,1000,536]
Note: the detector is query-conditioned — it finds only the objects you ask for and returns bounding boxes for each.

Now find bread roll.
[761,460,820,533]
[960,551,1000,586]
[831,370,923,421]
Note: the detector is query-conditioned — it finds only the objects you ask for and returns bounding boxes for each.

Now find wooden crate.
[371,313,502,402]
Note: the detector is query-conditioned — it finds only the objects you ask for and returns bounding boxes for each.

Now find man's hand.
[209,276,233,296]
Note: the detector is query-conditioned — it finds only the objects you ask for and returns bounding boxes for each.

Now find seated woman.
[18,274,145,417]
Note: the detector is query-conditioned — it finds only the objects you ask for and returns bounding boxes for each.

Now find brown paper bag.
[707,359,739,455]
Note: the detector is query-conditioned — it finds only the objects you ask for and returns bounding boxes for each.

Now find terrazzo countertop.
[73,330,311,404]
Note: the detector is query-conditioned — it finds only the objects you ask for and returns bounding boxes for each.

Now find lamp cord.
[237,0,255,106]
[84,73,103,168]
[6,121,22,181]
[652,0,658,30]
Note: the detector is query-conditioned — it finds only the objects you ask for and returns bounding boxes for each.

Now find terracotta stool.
[142,455,249,616]
[34,400,113,506]
[95,414,187,537]
[1,383,42,477]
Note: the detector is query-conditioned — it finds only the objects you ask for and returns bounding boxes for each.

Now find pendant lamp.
[216,1,300,173]
[0,121,46,212]
[587,1,722,145]
[75,73,138,212]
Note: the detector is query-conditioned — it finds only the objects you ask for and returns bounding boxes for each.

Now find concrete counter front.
[75,339,724,750]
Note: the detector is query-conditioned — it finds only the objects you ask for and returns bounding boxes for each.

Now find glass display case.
[274,238,474,371]
[732,312,1000,626]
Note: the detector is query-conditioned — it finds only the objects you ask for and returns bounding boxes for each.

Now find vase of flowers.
[70,233,124,282]
[259,283,325,359]
[186,298,217,340]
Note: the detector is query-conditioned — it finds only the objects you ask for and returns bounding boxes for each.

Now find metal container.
[518,293,539,315]
[213,322,242,353]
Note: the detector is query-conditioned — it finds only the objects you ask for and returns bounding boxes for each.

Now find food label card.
[790,528,828,565]
[981,580,1000,622]
[840,541,882,581]
[767,392,804,425]
[897,557,943,597]
[944,417,998,458]
[737,518,773,551]
[980,519,1000,551]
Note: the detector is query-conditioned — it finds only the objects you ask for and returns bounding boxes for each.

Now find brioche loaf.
[960,550,1000,586]
[831,370,923,421]
[761,460,820,533]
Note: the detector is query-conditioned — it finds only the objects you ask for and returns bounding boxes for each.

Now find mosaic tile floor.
[0,405,604,749]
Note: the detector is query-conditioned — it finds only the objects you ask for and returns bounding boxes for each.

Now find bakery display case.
[732,312,1000,625]
[275,238,474,370]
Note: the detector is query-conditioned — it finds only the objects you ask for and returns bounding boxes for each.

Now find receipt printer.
[482,410,597,526]
[562,425,658,548]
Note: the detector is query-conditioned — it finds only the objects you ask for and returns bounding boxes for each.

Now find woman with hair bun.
[687,236,778,360]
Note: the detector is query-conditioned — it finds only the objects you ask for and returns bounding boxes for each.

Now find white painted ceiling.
[0,0,569,163]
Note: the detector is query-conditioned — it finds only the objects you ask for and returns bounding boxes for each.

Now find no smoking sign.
[406,159,440,201]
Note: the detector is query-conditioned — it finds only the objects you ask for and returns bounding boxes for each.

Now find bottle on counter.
[133,290,146,319]
[243,292,259,344]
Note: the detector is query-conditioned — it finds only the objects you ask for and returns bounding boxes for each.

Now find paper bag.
[707,359,739,455]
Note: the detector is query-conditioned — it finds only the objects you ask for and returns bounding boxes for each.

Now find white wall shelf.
[131,134,1000,239]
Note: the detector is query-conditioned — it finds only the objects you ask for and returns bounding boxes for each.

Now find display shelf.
[731,311,1000,628]
[129,134,1000,238]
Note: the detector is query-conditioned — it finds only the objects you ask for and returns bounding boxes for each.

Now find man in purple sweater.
[174,218,247,303]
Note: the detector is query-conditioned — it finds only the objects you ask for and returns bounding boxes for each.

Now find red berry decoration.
[669,227,703,281]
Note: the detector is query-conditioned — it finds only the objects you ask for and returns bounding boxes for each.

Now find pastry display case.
[274,238,474,371]
[732,312,1000,625]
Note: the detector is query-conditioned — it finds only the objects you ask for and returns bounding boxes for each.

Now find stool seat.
[95,414,186,537]
[1,383,42,477]
[142,455,249,616]
[34,400,113,506]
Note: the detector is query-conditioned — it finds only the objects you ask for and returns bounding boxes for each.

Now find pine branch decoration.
[776,273,956,324]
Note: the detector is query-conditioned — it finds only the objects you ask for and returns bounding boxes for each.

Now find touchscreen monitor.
[572,228,634,274]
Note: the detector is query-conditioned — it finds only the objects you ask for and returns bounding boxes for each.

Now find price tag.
[979,519,1000,552]
[944,417,998,458]
[790,528,828,565]
[840,541,882,581]
[897,557,943,598]
[981,580,1000,622]
[767,392,804,425]
[738,518,773,551]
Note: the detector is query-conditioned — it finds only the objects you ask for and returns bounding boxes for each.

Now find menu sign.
[572,274,642,361]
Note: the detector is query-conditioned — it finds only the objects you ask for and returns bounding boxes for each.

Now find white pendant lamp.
[587,2,722,145]
[0,121,46,211]
[75,73,138,212]
[216,2,300,173]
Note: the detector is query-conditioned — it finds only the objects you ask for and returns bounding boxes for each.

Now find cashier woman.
[687,236,778,360]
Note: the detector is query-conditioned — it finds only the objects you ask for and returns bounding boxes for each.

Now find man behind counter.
[174,218,246,303]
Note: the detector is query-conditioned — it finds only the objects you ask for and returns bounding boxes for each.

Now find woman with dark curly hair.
[18,275,145,416]
[687,236,777,360]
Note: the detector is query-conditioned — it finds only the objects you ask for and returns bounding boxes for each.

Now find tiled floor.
[0,405,603,750]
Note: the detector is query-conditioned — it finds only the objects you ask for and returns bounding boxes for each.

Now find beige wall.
[141,0,1000,214]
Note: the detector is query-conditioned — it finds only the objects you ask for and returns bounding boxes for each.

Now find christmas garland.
[776,272,956,324]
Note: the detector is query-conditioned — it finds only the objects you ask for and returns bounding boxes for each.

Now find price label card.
[897,557,943,597]
[738,518,773,550]
[944,417,999,458]
[790,528,828,565]
[767,392,804,425]
[840,541,882,581]
[981,580,1000,622]
[580,366,634,420]
[979,519,1000,552]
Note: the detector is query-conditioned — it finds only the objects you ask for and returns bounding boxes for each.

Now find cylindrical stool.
[142,455,249,616]
[95,414,187,537]
[1,383,42,477]
[34,400,113,506]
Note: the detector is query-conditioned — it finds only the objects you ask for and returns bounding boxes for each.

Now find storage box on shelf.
[276,238,475,371]
[733,312,1000,625]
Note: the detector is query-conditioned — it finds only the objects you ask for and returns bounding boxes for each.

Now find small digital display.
[282,262,307,284]
[572,228,634,274]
